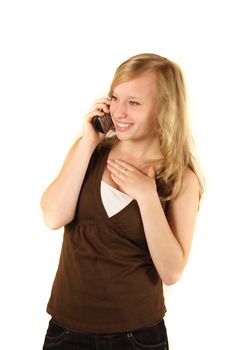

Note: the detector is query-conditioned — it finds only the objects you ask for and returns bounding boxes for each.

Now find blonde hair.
[105,53,204,201]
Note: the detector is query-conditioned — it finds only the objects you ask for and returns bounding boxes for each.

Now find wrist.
[79,136,99,152]
[136,186,160,206]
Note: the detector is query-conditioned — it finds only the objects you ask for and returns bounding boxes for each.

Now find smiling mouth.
[115,121,134,130]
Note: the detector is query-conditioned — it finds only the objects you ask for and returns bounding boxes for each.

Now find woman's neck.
[112,137,163,161]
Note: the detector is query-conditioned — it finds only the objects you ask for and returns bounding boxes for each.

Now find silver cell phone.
[92,113,114,134]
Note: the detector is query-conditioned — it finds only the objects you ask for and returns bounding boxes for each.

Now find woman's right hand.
[82,97,111,145]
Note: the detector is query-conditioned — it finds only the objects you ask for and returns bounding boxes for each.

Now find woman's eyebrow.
[112,91,143,100]
[128,96,143,100]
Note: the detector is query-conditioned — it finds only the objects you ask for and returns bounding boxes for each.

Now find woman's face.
[110,72,158,142]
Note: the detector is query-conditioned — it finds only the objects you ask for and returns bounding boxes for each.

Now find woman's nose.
[112,104,127,119]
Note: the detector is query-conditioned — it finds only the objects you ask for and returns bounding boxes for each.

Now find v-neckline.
[95,145,137,221]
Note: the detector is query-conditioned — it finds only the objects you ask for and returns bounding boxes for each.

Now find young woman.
[41,53,203,350]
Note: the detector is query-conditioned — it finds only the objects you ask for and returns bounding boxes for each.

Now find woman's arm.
[107,159,200,285]
[40,138,97,229]
[41,98,111,229]
[137,169,199,285]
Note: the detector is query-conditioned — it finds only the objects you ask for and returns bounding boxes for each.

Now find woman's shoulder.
[182,167,199,188]
[177,167,199,200]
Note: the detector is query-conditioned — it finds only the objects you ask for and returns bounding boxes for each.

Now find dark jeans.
[43,318,169,349]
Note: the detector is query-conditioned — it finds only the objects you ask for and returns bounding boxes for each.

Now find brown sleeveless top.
[46,143,167,333]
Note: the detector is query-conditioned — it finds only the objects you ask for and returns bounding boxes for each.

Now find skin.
[41,72,199,285]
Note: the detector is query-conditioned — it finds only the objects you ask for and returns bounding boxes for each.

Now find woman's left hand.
[107,159,157,201]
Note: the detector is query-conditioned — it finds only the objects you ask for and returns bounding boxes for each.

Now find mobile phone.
[92,113,114,134]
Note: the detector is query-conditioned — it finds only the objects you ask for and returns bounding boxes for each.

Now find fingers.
[89,97,111,114]
[95,97,111,106]
[107,159,155,180]
[84,97,112,128]
[107,160,128,181]
[107,159,137,183]
[84,110,104,125]
[107,160,132,173]
[107,159,135,173]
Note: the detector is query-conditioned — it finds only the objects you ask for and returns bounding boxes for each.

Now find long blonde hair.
[105,53,204,201]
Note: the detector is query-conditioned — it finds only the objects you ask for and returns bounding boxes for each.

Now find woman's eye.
[129,101,140,106]
[111,95,117,101]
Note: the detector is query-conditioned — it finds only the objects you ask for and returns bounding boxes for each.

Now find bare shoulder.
[177,167,199,198]
[167,168,200,216]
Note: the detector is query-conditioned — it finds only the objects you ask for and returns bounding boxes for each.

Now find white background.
[0,1,232,349]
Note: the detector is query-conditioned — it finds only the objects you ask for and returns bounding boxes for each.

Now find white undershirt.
[100,181,133,217]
